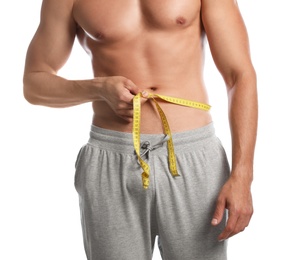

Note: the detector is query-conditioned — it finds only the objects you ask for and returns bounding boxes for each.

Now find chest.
[73,0,201,41]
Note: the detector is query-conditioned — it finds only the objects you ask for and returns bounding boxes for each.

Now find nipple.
[94,32,104,40]
[176,16,186,25]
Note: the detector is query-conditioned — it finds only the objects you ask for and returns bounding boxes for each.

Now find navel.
[150,87,157,92]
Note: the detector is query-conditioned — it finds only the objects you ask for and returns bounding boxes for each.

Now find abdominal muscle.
[92,87,212,134]
[83,26,212,134]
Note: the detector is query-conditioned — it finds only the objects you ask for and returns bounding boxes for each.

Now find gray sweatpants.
[75,123,230,260]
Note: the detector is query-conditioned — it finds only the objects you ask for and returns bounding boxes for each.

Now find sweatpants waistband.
[88,122,216,155]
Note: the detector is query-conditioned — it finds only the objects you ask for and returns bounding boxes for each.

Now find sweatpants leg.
[153,124,230,260]
[74,127,158,260]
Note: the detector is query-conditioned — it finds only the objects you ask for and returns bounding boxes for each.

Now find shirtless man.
[23,0,257,259]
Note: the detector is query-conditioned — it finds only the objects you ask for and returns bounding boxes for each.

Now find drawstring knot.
[139,135,170,161]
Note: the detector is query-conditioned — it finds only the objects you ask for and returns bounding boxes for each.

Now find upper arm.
[24,0,77,75]
[201,0,254,86]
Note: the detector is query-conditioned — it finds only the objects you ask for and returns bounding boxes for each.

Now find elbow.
[23,77,40,105]
[23,89,38,105]
[224,66,257,92]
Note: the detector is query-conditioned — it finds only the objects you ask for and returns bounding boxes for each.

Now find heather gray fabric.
[74,122,230,260]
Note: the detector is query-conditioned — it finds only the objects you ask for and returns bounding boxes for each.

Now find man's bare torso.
[23,0,257,243]
[73,0,211,133]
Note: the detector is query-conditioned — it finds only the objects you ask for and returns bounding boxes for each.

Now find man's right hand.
[97,76,140,122]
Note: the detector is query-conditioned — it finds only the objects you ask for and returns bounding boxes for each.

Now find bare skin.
[23,0,257,242]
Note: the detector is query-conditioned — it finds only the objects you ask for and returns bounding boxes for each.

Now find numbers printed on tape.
[133,92,211,189]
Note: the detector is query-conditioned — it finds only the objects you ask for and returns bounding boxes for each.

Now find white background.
[1,0,295,259]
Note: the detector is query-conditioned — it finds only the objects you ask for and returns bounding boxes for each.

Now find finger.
[120,90,138,105]
[218,209,239,241]
[117,99,134,110]
[121,114,134,123]
[227,216,246,239]
[227,210,252,239]
[117,108,134,119]
[141,90,149,98]
[123,102,133,109]
[211,197,226,226]
[124,79,140,95]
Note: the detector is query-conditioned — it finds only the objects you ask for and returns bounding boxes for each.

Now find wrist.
[71,78,105,102]
[230,164,253,186]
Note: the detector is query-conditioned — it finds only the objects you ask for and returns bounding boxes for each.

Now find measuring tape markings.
[133,92,211,189]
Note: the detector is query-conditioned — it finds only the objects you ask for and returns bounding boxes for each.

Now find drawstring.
[136,135,170,189]
[138,135,170,163]
[133,92,211,189]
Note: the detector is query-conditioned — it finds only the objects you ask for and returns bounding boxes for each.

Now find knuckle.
[233,226,243,234]
[115,109,123,115]
[235,227,245,234]
[230,207,239,216]
[225,225,234,233]
[241,207,253,217]
[117,102,125,109]
[109,76,119,85]
[216,198,225,208]
[232,206,253,217]
[122,77,131,86]
[119,92,131,102]
[217,197,224,204]
[115,75,124,81]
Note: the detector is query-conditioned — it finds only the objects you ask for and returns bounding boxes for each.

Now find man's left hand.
[211,174,253,241]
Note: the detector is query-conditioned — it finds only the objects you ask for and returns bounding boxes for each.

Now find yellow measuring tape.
[133,92,211,189]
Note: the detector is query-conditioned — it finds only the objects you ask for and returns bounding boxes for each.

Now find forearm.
[23,72,102,108]
[227,68,258,184]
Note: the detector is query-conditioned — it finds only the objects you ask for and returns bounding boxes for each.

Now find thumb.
[124,80,140,95]
[211,197,226,226]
